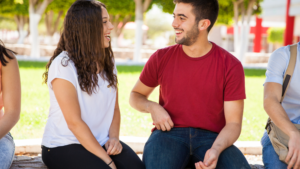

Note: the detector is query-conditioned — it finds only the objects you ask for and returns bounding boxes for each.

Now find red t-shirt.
[140,43,246,133]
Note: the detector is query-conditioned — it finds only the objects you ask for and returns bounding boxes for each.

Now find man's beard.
[175,23,199,46]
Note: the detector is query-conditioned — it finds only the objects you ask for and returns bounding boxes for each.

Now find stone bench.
[11,138,265,169]
[10,156,47,169]
[10,156,264,169]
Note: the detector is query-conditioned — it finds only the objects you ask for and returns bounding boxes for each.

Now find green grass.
[11,62,268,141]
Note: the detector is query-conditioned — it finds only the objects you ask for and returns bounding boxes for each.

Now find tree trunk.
[238,0,255,63]
[29,0,53,58]
[15,15,29,44]
[29,12,41,58]
[134,0,144,61]
[134,0,152,62]
[233,1,240,54]
[45,10,63,45]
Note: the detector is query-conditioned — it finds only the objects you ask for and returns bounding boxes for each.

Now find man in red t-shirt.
[129,0,250,169]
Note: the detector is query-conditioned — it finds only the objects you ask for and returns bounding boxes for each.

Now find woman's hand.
[105,137,123,155]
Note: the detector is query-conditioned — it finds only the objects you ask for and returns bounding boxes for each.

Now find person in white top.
[41,1,145,169]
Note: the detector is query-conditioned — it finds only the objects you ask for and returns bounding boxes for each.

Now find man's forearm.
[211,123,241,154]
[264,98,298,137]
[129,91,155,113]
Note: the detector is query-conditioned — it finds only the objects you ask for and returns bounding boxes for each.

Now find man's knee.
[217,145,251,169]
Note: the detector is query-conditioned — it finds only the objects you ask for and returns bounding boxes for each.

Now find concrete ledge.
[14,137,262,155]
[234,141,262,155]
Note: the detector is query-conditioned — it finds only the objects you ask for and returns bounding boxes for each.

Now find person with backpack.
[263,43,300,169]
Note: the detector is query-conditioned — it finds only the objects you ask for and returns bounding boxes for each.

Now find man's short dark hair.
[173,0,219,32]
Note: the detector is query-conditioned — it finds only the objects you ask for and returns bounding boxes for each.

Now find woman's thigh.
[109,141,145,169]
[261,132,287,169]
[0,133,15,169]
[42,144,111,169]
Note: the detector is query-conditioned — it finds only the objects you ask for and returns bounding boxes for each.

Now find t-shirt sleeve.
[139,51,159,87]
[224,63,246,101]
[265,47,289,85]
[47,56,77,90]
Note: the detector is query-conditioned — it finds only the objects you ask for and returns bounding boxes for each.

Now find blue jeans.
[261,131,287,169]
[143,128,251,169]
[0,133,15,169]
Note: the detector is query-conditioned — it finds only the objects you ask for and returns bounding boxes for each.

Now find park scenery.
[0,0,299,168]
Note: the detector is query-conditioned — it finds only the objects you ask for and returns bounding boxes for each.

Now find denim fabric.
[143,128,251,169]
[261,131,287,169]
[0,133,15,169]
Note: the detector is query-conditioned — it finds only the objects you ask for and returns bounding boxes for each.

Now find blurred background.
[0,0,298,141]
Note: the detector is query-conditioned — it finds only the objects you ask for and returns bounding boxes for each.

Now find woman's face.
[102,7,114,48]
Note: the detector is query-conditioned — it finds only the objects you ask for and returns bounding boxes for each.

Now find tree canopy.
[0,0,29,17]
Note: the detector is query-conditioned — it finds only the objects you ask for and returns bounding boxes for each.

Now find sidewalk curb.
[14,137,262,155]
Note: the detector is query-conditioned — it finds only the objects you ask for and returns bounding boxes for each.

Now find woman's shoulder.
[51,51,74,67]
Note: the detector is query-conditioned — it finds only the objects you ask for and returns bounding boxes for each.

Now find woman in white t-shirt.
[41,1,145,169]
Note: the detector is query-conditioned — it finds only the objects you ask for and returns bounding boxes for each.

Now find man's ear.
[198,19,211,31]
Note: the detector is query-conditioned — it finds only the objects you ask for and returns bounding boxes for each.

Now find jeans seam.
[193,154,204,163]
[180,154,191,169]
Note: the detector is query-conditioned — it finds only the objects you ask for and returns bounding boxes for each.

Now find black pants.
[42,141,145,169]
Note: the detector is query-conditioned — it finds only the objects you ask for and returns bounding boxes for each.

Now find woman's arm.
[0,53,21,139]
[52,79,116,168]
[105,90,122,156]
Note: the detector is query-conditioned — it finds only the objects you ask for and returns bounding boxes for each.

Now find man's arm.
[197,99,244,169]
[129,80,174,131]
[264,82,300,169]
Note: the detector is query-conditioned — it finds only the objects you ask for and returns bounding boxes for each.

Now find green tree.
[232,0,263,62]
[267,27,285,45]
[133,0,173,61]
[0,0,29,43]
[100,0,135,47]
[44,0,75,37]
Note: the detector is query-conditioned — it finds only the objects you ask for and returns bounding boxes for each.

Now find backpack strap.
[266,44,298,132]
[281,44,297,103]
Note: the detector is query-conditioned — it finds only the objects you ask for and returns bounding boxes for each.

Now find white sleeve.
[114,64,118,76]
[47,56,77,90]
[265,46,290,85]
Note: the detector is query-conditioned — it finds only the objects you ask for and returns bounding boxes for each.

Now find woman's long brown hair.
[43,0,117,95]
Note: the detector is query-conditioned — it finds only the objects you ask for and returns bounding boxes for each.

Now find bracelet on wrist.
[107,160,113,166]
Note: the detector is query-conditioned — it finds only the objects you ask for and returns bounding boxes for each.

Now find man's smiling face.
[172,3,200,46]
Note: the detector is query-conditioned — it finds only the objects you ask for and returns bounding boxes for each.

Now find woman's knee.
[113,141,145,169]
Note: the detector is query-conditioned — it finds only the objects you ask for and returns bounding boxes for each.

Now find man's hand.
[286,131,300,169]
[148,102,174,131]
[105,137,122,156]
[195,148,220,169]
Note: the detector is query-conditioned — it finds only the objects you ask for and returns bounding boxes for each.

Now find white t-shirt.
[42,51,117,148]
[265,42,300,122]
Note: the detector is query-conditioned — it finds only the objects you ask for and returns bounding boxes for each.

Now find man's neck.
[182,39,213,58]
